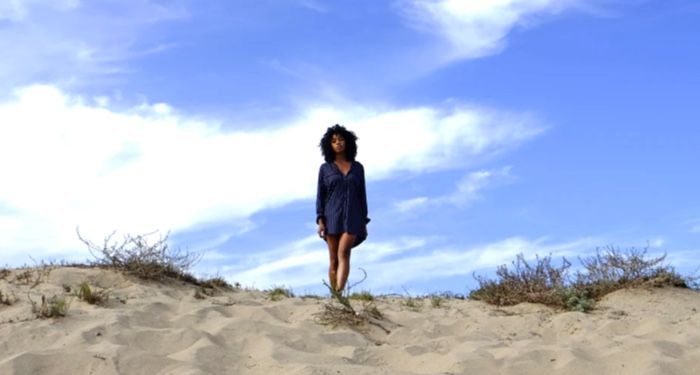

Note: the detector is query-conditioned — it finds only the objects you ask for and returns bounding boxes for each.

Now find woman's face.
[331,134,345,154]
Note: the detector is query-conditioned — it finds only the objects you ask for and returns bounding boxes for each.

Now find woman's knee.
[337,252,350,263]
[329,257,339,268]
[337,245,351,261]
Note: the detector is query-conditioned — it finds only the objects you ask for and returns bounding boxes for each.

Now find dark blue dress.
[316,161,370,248]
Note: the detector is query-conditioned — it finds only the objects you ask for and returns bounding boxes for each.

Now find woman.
[316,124,370,293]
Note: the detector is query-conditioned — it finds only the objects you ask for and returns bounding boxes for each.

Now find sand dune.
[1,266,699,374]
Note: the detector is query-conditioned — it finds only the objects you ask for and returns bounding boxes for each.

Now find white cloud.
[393,166,513,212]
[680,218,700,234]
[443,166,513,206]
[0,1,186,91]
[357,105,543,178]
[0,0,79,21]
[206,233,700,293]
[394,197,430,213]
[361,235,598,288]
[398,0,592,62]
[685,217,700,234]
[295,0,329,13]
[219,234,601,292]
[648,237,665,247]
[665,248,700,276]
[0,85,543,260]
[226,236,430,289]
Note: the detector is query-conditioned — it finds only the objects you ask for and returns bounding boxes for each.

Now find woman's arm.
[359,163,370,225]
[316,165,326,225]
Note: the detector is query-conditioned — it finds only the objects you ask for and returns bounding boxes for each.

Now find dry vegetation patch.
[194,277,237,300]
[77,228,202,283]
[267,286,295,301]
[30,295,69,318]
[470,246,697,312]
[349,290,375,302]
[200,276,235,290]
[314,282,387,335]
[75,281,110,306]
[1,290,16,306]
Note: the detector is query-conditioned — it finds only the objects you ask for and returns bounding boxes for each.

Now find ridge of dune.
[1,266,699,374]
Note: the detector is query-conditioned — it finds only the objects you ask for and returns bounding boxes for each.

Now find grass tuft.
[349,290,375,302]
[267,286,294,301]
[1,290,15,305]
[30,294,69,318]
[400,288,423,312]
[300,294,323,300]
[76,281,110,306]
[430,295,445,308]
[200,276,235,290]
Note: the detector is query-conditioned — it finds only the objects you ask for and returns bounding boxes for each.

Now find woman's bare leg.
[335,233,356,292]
[326,235,339,291]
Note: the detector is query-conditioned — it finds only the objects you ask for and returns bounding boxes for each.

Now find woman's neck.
[334,154,348,163]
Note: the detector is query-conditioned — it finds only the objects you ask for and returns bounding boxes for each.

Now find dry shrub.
[314,281,385,332]
[470,247,693,312]
[194,277,236,300]
[77,228,201,282]
[314,269,389,333]
[574,246,688,299]
[0,268,9,280]
[470,253,572,309]
[200,276,235,290]
[14,269,34,285]
[13,268,50,288]
[193,289,208,299]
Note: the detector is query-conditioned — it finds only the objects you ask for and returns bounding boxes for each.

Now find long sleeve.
[359,163,370,225]
[316,165,326,224]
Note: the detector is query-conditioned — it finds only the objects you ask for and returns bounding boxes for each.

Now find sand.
[1,266,699,374]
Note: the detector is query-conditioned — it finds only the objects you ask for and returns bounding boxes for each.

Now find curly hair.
[319,124,358,163]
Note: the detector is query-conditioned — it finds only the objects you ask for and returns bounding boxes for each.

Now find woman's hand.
[317,222,326,238]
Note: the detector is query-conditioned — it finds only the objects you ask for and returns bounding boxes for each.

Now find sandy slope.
[1,266,699,374]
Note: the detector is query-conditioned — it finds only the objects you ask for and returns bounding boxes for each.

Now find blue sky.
[1,0,698,295]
